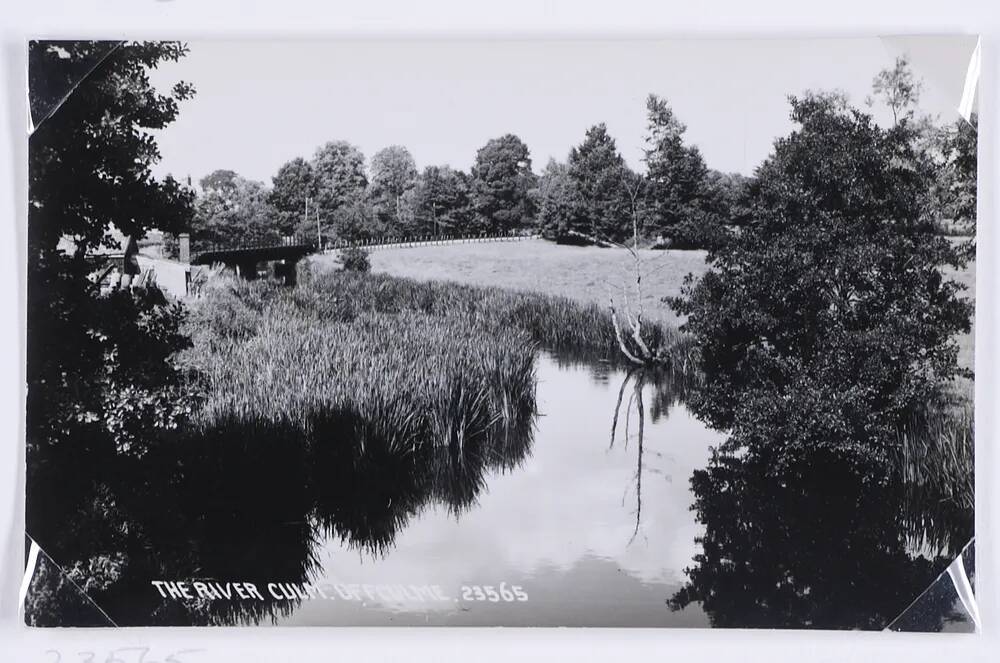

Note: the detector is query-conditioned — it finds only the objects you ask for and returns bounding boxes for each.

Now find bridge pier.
[233,259,259,281]
[272,258,299,286]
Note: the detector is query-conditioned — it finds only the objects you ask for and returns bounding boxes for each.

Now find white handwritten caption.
[151,580,528,603]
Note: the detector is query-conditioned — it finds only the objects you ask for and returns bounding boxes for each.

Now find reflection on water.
[26,351,971,629]
[668,451,965,630]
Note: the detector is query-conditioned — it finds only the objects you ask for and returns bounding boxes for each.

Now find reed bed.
[178,267,690,549]
[183,267,688,434]
[896,402,975,556]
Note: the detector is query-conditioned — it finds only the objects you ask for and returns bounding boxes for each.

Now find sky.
[147,36,977,186]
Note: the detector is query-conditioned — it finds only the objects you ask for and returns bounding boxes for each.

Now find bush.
[672,93,973,477]
[338,246,370,272]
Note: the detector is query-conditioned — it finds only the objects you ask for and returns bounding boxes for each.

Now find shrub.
[672,93,973,477]
[338,246,370,272]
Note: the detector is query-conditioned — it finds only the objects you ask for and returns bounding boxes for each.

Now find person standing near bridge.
[119,235,141,290]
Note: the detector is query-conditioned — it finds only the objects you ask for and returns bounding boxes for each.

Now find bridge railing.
[190,234,318,258]
[190,230,540,260]
[320,231,540,252]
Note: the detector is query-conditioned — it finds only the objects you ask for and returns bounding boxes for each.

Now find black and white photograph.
[22,36,979,630]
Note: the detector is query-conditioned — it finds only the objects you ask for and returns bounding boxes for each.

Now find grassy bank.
[351,238,712,327]
[354,238,976,385]
[181,266,688,456]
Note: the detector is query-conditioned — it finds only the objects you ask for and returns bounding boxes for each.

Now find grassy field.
[355,239,711,327]
[332,238,976,379]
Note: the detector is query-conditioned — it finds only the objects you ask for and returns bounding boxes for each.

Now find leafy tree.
[469,134,537,233]
[191,170,277,244]
[865,58,976,231]
[330,199,385,242]
[868,55,922,126]
[937,114,978,227]
[311,140,368,237]
[269,157,316,236]
[535,159,585,241]
[701,170,752,227]
[406,165,473,236]
[368,145,418,231]
[566,124,636,244]
[643,94,715,247]
[27,41,199,570]
[672,93,973,476]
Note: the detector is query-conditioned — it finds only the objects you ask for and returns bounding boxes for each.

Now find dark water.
[280,353,721,627]
[26,351,973,629]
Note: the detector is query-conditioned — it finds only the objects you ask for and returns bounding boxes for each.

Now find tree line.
[177,58,975,256]
[175,95,755,252]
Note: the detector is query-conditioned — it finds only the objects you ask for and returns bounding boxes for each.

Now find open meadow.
[359,238,711,327]
[324,238,977,378]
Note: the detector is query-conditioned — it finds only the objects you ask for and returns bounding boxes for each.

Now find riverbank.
[333,238,975,388]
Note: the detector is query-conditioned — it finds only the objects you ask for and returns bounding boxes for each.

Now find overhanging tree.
[27,41,200,582]
[672,93,973,476]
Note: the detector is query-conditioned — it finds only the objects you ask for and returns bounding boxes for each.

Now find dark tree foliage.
[668,452,960,630]
[28,42,194,258]
[407,165,473,236]
[330,199,385,242]
[535,159,586,242]
[191,170,278,244]
[470,134,538,233]
[701,170,753,228]
[269,157,317,236]
[368,145,418,231]
[938,113,978,227]
[566,124,637,244]
[672,93,973,476]
[643,94,719,248]
[311,140,368,233]
[27,40,199,583]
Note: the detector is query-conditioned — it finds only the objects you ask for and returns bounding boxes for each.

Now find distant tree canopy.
[311,140,368,235]
[939,113,978,224]
[269,157,316,236]
[868,55,923,126]
[642,94,718,247]
[187,70,973,249]
[672,93,973,476]
[406,165,473,236]
[701,170,752,227]
[867,56,977,231]
[565,124,637,244]
[191,170,277,244]
[469,134,538,233]
[368,145,419,229]
[535,159,584,242]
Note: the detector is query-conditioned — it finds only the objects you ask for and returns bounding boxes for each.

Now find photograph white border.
[1,1,996,661]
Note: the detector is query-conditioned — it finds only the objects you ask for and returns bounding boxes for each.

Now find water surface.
[282,352,721,626]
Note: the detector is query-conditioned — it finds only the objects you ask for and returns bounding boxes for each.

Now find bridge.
[176,231,539,288]
[182,234,317,284]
